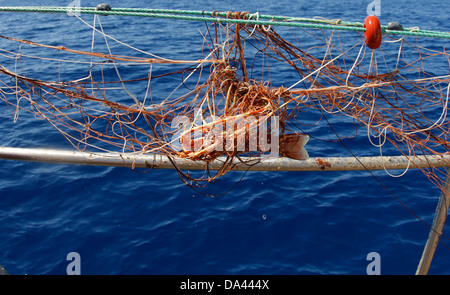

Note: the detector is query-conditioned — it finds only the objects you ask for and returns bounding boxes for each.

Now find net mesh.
[0,12,449,190]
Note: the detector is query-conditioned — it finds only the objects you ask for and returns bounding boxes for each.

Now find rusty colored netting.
[0,12,449,191]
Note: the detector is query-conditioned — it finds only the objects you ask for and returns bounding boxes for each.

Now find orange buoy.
[364,16,382,49]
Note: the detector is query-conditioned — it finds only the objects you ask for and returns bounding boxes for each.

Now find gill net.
[0,8,449,193]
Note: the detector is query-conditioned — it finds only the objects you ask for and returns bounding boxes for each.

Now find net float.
[364,15,382,49]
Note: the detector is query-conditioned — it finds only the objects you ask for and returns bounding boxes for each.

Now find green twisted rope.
[0,6,449,39]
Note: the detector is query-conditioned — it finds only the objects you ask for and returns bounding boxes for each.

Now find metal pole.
[416,169,450,275]
[0,146,450,171]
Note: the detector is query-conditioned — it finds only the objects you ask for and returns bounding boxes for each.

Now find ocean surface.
[0,0,449,275]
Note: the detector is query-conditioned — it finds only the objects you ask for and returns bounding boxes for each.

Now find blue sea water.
[0,0,449,275]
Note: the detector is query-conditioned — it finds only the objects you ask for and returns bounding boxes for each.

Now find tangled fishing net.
[0,8,449,192]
